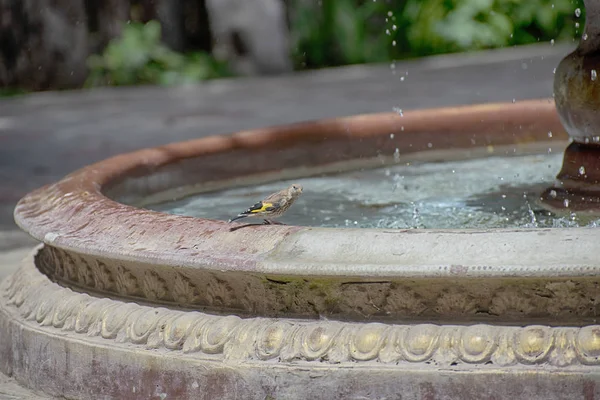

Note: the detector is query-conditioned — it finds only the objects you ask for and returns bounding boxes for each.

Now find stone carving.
[173,272,199,304]
[34,245,600,322]
[3,260,600,368]
[114,265,140,296]
[142,270,168,300]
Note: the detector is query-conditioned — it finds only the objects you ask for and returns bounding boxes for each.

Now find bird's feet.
[263,219,285,225]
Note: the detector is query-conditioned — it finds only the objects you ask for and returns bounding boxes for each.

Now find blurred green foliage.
[85,0,585,87]
[290,0,585,69]
[86,21,230,87]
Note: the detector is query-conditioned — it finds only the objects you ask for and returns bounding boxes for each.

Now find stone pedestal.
[541,0,600,213]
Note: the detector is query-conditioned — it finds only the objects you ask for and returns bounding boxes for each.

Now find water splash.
[149,153,600,229]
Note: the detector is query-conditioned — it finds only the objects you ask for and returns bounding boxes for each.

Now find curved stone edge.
[3,248,600,369]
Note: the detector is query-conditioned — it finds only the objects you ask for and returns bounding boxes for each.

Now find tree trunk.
[0,0,89,90]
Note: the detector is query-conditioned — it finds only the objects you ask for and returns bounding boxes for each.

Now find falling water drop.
[583,33,589,41]
[564,199,570,208]
[393,107,404,117]
[548,131,553,138]
[550,39,555,46]
[393,148,400,162]
[579,166,586,175]
[575,8,581,17]
[592,70,598,81]
[526,203,538,227]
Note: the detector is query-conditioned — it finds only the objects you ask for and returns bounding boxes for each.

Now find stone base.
[2,248,600,399]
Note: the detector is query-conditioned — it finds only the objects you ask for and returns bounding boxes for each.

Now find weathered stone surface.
[0,371,48,399]
[2,249,600,399]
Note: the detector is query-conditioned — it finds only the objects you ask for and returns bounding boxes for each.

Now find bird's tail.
[228,214,248,223]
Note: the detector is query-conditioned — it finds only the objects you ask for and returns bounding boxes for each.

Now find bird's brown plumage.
[229,184,303,224]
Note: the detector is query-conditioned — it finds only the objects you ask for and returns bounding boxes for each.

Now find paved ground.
[0,42,575,397]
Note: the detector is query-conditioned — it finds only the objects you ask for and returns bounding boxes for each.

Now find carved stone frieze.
[34,245,600,323]
[3,253,600,368]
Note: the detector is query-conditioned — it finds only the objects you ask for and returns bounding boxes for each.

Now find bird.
[228,183,303,225]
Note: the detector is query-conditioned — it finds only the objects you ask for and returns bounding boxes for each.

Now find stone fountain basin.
[5,99,600,399]
[11,99,598,324]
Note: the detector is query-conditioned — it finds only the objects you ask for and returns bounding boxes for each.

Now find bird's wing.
[263,190,286,202]
[243,201,277,215]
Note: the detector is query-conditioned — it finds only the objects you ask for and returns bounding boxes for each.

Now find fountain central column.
[541,0,600,212]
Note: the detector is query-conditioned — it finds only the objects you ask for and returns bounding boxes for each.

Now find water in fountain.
[148,152,600,229]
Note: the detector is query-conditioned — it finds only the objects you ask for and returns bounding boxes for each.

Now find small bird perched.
[229,183,303,225]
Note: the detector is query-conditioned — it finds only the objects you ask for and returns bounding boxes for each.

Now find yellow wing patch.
[250,202,274,213]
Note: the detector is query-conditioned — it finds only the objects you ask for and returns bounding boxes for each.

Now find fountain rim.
[14,99,598,278]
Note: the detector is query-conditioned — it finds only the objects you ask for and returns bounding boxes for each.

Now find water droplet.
[512,98,516,103]
[427,143,433,148]
[400,76,405,82]
[575,8,581,17]
[390,133,395,139]
[393,148,400,162]
[592,69,597,81]
[564,199,570,208]
[385,29,391,36]
[387,11,393,17]
[576,22,580,29]
[579,166,586,175]
[553,67,556,74]
[393,107,403,117]
[501,194,507,199]
[550,39,555,46]
[547,131,553,138]
[392,40,396,46]
[549,190,557,198]
[583,33,589,40]
[401,126,405,131]
[392,25,397,31]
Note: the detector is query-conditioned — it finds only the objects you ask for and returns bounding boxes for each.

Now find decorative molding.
[3,258,600,368]
[34,245,600,322]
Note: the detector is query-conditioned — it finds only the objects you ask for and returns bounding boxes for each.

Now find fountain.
[2,3,600,400]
